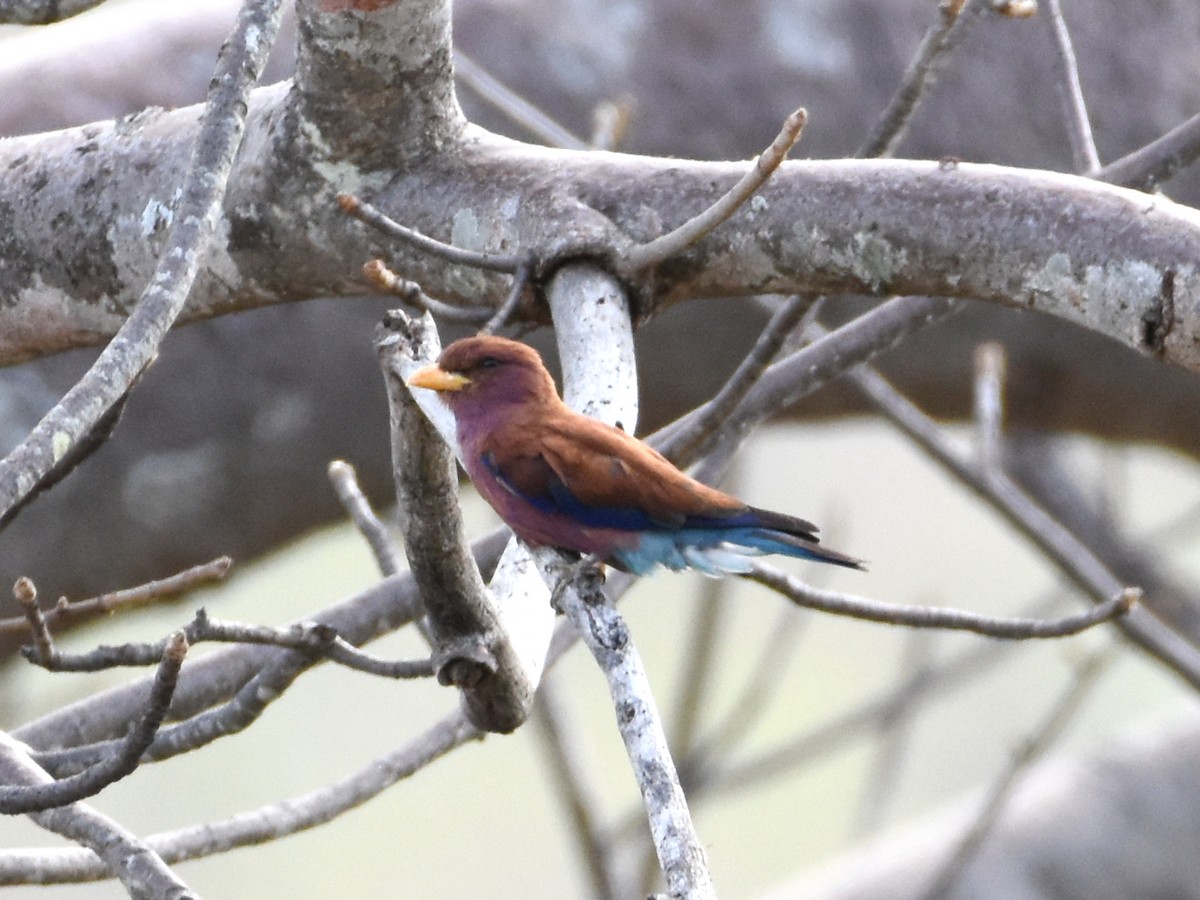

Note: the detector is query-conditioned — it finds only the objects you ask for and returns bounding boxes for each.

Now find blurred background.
[1,0,1198,896]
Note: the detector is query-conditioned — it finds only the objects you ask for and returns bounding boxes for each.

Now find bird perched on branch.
[407,335,863,576]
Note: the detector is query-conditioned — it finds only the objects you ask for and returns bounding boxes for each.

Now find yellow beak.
[407,365,471,392]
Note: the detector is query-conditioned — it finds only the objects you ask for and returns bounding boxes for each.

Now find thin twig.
[455,50,590,150]
[0,558,232,636]
[623,108,807,272]
[35,648,316,776]
[0,0,285,526]
[328,460,403,577]
[14,551,441,755]
[669,578,728,760]
[658,294,820,464]
[856,0,990,158]
[191,611,435,678]
[0,726,196,897]
[321,639,436,679]
[655,295,962,469]
[620,596,1066,835]
[21,606,435,679]
[339,194,522,273]
[709,630,997,796]
[991,0,1038,17]
[841,347,1200,688]
[682,606,810,790]
[1041,0,1101,174]
[0,711,481,885]
[0,632,187,813]
[362,259,494,324]
[590,97,636,151]
[851,629,932,837]
[922,650,1112,899]
[480,258,534,335]
[744,562,1135,638]
[13,578,52,664]
[1098,110,1200,192]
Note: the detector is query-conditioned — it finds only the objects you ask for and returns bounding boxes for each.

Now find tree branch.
[0,710,479,886]
[743,563,1135,638]
[0,633,186,812]
[0,0,105,25]
[0,730,195,897]
[0,0,286,526]
[5,128,1200,368]
[377,311,535,732]
[540,262,715,899]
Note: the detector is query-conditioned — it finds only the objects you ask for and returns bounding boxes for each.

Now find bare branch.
[922,650,1112,899]
[0,558,232,636]
[668,578,728,758]
[549,562,716,900]
[362,259,494,324]
[0,727,196,896]
[12,577,52,664]
[36,648,316,776]
[6,128,1200,368]
[624,108,807,272]
[1041,0,1101,174]
[842,344,1200,687]
[534,682,620,900]
[852,630,932,837]
[455,50,589,150]
[339,193,522,273]
[0,633,186,813]
[658,294,820,464]
[0,0,105,25]
[0,0,285,524]
[856,0,990,158]
[1099,110,1200,193]
[744,562,1135,638]
[0,711,480,886]
[327,460,402,578]
[539,262,714,898]
[378,311,535,732]
[13,561,444,755]
[589,97,636,152]
[480,258,535,335]
[973,342,1007,471]
[659,295,961,469]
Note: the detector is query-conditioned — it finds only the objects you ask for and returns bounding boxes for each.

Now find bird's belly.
[474,475,637,557]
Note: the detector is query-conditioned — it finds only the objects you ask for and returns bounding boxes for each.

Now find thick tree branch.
[0,0,105,25]
[8,561,449,751]
[4,125,1200,369]
[539,263,714,899]
[0,0,286,525]
[0,735,194,897]
[0,633,186,812]
[378,311,535,732]
[0,710,479,886]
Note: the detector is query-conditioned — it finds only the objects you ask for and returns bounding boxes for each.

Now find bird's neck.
[454,391,562,453]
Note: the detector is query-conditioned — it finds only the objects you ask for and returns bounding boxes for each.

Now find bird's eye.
[479,357,502,369]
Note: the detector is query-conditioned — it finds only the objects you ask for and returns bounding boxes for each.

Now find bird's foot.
[549,553,606,613]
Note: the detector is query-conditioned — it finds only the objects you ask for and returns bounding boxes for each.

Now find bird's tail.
[733,506,865,571]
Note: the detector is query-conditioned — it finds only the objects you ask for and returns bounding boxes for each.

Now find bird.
[406,335,863,576]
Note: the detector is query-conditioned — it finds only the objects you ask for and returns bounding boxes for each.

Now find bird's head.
[407,336,560,416]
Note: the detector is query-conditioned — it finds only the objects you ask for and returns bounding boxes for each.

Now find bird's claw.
[549,554,606,613]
